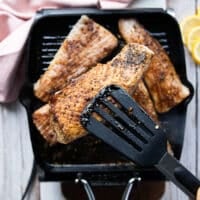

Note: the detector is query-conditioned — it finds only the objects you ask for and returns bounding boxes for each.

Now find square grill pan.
[20,8,193,184]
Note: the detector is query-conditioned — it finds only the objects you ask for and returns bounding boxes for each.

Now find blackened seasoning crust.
[126,47,146,65]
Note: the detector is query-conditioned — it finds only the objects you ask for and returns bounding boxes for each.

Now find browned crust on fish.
[50,43,154,144]
[132,80,158,122]
[118,18,190,113]
[32,104,57,145]
[34,15,118,102]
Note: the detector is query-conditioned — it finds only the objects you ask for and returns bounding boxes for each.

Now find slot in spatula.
[80,85,200,199]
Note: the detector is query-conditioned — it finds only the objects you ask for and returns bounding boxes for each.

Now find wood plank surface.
[163,0,198,200]
[0,0,199,199]
[0,101,37,200]
[162,0,198,200]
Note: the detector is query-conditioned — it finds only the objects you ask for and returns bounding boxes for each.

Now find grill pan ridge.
[20,8,193,183]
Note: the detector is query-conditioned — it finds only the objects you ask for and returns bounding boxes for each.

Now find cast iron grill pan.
[20,8,193,183]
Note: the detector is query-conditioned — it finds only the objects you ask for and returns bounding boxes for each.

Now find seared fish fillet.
[33,81,157,144]
[50,43,154,144]
[33,80,157,144]
[32,104,57,145]
[34,15,118,102]
[132,80,158,122]
[118,19,190,113]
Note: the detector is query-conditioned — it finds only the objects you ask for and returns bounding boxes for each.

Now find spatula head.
[80,85,167,167]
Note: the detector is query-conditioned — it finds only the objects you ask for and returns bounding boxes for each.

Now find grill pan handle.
[75,176,141,200]
[75,178,95,200]
[121,177,141,200]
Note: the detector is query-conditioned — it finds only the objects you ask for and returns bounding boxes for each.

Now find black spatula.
[80,85,200,199]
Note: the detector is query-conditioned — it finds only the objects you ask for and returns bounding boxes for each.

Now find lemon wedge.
[180,15,200,44]
[188,26,200,52]
[192,41,200,64]
[197,7,200,16]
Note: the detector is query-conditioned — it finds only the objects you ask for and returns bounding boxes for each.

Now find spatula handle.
[155,152,200,199]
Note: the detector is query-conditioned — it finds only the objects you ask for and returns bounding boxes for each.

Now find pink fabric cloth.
[0,0,131,103]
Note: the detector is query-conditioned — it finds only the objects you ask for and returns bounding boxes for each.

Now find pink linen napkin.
[0,0,131,103]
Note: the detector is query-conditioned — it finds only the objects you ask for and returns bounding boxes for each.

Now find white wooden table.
[0,0,200,199]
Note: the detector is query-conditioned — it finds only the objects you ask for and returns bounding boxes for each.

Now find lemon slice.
[192,41,200,64]
[197,7,200,16]
[180,15,200,44]
[188,26,200,52]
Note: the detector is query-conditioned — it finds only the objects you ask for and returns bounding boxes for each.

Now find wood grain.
[162,0,197,200]
[0,101,36,200]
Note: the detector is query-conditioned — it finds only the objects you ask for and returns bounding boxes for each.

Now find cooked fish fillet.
[34,15,118,102]
[132,80,158,122]
[33,80,157,144]
[32,104,57,145]
[118,19,190,113]
[50,43,154,144]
